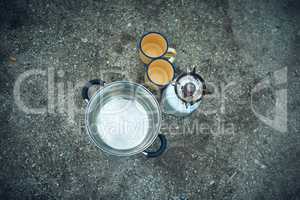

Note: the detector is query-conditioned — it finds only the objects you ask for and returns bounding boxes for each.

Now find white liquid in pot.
[96,98,149,150]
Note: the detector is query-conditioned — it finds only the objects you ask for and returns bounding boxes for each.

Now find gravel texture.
[0,0,299,199]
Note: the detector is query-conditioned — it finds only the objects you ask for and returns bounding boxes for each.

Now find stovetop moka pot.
[161,68,207,116]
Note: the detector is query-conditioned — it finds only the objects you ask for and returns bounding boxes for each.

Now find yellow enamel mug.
[139,32,177,64]
[144,58,175,92]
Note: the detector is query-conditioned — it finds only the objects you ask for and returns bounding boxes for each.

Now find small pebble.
[9,56,17,63]
[191,153,197,159]
[81,38,88,43]
[254,159,267,169]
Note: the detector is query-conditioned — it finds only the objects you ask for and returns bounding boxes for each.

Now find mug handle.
[82,79,105,103]
[143,134,167,158]
[164,47,177,63]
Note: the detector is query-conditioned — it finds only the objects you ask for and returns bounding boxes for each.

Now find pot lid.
[175,68,205,104]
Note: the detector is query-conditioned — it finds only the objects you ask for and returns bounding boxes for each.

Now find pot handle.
[82,79,105,103]
[143,134,167,158]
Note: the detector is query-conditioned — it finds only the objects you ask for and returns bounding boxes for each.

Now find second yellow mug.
[144,58,175,92]
[139,32,176,64]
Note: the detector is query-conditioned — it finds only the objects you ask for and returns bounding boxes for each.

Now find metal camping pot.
[82,80,167,157]
[161,68,207,117]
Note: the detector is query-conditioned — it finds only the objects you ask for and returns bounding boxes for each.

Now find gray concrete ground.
[0,0,299,199]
